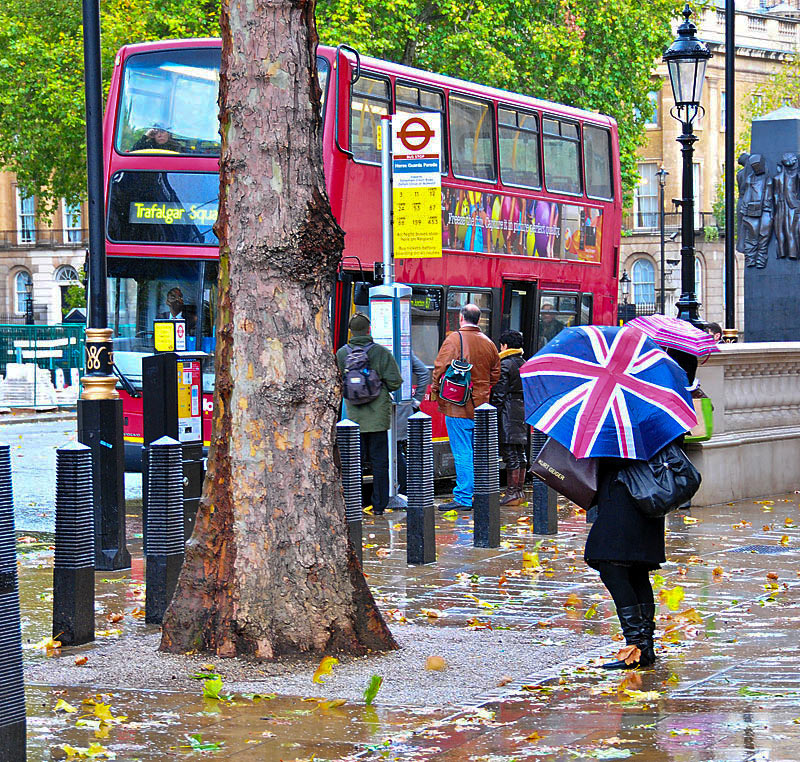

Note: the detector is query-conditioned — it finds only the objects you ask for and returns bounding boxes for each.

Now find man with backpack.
[336,312,403,515]
[431,303,500,511]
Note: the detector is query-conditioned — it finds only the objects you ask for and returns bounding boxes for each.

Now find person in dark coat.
[584,347,697,670]
[491,330,527,506]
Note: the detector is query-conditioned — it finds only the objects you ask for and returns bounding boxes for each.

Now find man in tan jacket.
[431,303,500,510]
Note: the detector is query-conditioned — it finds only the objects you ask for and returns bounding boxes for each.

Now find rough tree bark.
[160,0,397,658]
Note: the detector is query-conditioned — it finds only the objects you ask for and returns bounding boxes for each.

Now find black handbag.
[615,442,701,518]
[530,437,598,509]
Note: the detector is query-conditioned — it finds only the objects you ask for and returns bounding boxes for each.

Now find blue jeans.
[446,416,474,506]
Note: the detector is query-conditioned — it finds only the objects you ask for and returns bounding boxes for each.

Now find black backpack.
[342,342,383,405]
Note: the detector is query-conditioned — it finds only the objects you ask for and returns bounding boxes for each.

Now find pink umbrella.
[626,315,720,357]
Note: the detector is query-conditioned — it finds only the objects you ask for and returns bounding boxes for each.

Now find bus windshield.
[116,47,222,156]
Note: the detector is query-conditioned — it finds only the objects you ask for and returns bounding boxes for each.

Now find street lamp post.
[663,3,711,328]
[77,0,130,571]
[620,270,631,305]
[656,166,669,315]
[24,278,34,326]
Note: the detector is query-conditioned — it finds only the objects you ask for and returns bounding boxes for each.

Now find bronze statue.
[735,152,750,254]
[739,154,773,269]
[773,152,800,260]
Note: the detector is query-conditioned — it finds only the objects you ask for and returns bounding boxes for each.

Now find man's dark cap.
[349,312,371,335]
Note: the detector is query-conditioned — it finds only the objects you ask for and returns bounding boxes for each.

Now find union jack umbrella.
[521,325,697,460]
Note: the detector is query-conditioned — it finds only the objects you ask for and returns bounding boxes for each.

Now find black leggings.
[594,561,654,610]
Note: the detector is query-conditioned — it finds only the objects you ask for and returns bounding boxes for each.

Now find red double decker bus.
[103,39,622,473]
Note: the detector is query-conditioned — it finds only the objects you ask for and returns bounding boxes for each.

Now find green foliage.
[0,0,218,217]
[703,224,719,242]
[738,49,800,158]
[316,0,677,199]
[3,0,679,209]
[62,282,86,317]
[363,674,383,705]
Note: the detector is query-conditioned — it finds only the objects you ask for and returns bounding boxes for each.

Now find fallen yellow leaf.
[312,656,339,684]
[615,644,641,665]
[74,656,88,666]
[420,608,443,619]
[425,655,447,671]
[54,699,78,713]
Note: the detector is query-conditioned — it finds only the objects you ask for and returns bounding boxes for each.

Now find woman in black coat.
[491,330,527,505]
[585,348,697,670]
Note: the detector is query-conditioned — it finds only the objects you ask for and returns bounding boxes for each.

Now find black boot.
[601,605,649,670]
[638,602,657,667]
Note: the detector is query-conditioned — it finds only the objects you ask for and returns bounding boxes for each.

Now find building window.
[646,90,660,126]
[632,259,656,305]
[633,163,658,228]
[16,189,35,245]
[15,271,32,314]
[62,201,82,244]
[55,265,80,283]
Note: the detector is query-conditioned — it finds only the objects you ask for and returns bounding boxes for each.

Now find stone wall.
[689,342,800,505]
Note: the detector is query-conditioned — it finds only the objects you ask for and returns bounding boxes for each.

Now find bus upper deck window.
[583,124,613,200]
[116,48,221,156]
[543,117,582,196]
[498,107,541,189]
[396,83,447,172]
[449,95,496,182]
[350,74,390,164]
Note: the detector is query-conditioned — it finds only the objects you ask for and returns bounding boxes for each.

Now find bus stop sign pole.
[77,0,130,571]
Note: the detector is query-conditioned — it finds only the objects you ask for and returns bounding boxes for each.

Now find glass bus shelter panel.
[446,289,492,335]
[116,47,222,156]
[107,171,219,246]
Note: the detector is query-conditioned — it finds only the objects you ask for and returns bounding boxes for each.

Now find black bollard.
[145,437,185,624]
[530,430,558,534]
[473,404,500,548]
[53,442,95,646]
[406,412,435,565]
[78,398,131,571]
[0,444,26,761]
[336,420,363,564]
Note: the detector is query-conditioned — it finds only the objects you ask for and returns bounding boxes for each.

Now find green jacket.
[336,335,403,433]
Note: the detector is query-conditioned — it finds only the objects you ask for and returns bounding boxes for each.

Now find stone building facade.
[0,172,86,324]
[621,1,799,333]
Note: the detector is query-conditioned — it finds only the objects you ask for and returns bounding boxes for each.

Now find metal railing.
[0,229,88,248]
[618,302,658,324]
[0,324,84,407]
[623,211,719,234]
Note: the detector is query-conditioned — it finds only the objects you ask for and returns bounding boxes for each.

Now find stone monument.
[744,107,800,341]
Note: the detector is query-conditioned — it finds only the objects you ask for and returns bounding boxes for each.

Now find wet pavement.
[14,487,800,760]
[3,417,142,533]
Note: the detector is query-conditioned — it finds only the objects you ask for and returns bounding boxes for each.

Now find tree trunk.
[160,0,397,658]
